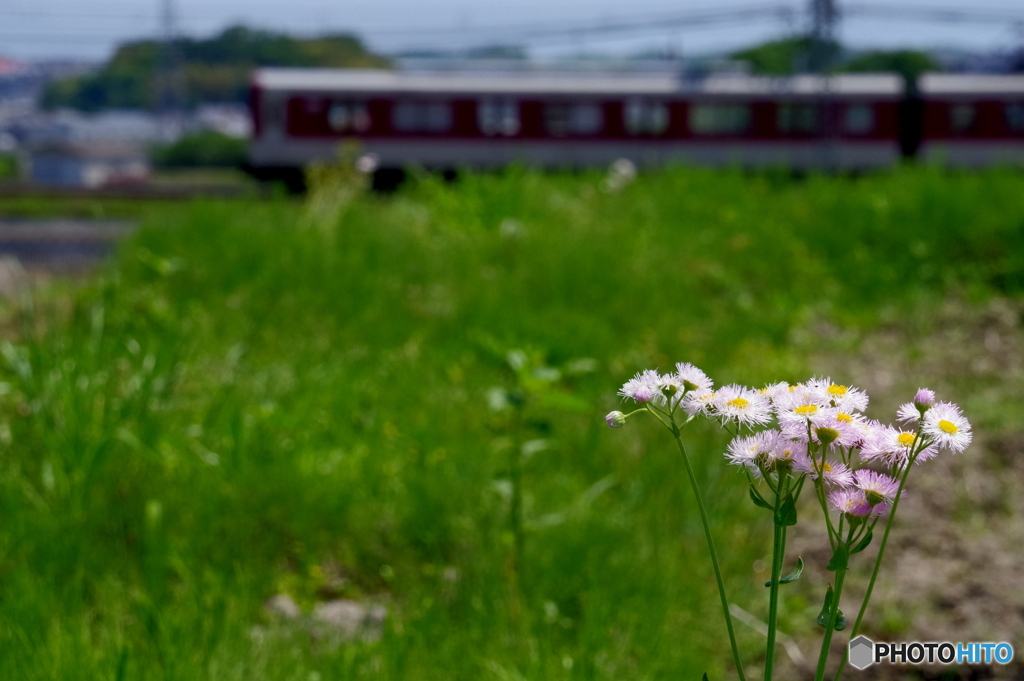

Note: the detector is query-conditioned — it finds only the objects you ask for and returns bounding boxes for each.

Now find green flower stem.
[764,472,789,681]
[830,454,916,681]
[815,566,848,681]
[672,433,748,681]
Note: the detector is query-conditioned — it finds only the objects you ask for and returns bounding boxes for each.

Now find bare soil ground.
[775,297,1024,680]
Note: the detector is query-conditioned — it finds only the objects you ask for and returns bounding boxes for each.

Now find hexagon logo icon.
[849,635,875,670]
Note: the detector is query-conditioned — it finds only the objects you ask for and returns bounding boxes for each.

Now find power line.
[3,4,1024,41]
[3,2,1024,52]
[845,4,1024,25]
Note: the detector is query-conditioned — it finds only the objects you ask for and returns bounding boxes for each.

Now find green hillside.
[41,25,391,112]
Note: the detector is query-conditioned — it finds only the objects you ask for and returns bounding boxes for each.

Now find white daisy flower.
[847,417,884,450]
[771,436,807,467]
[792,452,854,486]
[854,469,905,506]
[860,426,937,467]
[777,400,832,430]
[712,384,773,427]
[896,402,921,425]
[806,377,869,413]
[827,488,874,518]
[725,430,782,476]
[771,382,823,413]
[619,369,660,404]
[811,408,864,448]
[674,362,713,393]
[760,381,792,405]
[922,401,972,453]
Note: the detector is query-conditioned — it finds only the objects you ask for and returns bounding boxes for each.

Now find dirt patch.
[775,297,1024,680]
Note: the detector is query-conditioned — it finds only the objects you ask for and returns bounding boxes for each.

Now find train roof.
[252,68,903,98]
[919,73,1024,96]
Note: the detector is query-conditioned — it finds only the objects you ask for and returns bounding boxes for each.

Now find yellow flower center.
[726,397,750,409]
[836,413,853,423]
[939,420,959,434]
[794,404,818,415]
[828,384,848,396]
[781,449,792,459]
[897,433,916,447]
[820,461,833,472]
[787,385,796,392]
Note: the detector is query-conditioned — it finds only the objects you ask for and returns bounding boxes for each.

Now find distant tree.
[731,37,839,75]
[42,26,391,112]
[841,50,940,81]
[0,154,18,180]
[150,130,248,168]
[730,38,937,78]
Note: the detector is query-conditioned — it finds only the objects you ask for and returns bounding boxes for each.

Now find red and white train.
[246,67,1024,186]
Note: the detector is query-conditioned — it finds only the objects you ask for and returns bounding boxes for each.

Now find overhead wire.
[1,3,1023,50]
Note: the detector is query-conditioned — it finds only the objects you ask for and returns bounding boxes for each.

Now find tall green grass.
[0,165,1021,680]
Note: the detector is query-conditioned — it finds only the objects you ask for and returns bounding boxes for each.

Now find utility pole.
[808,0,839,168]
[808,0,838,74]
[157,0,184,138]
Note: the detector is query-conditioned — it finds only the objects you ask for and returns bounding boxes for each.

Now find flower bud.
[914,388,935,409]
[864,490,885,507]
[605,411,627,429]
[815,427,840,448]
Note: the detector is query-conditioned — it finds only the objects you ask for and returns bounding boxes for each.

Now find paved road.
[0,218,136,271]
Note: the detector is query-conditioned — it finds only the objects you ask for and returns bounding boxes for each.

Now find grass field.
[0,165,1022,680]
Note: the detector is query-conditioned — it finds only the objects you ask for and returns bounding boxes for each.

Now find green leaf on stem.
[815,584,846,630]
[702,675,710,681]
[749,484,773,511]
[851,530,873,555]
[782,556,805,583]
[816,585,833,628]
[827,544,849,572]
[815,581,847,630]
[764,556,805,587]
[775,492,797,526]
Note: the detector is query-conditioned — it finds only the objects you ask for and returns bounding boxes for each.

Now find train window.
[843,104,874,134]
[1005,103,1024,133]
[949,104,975,133]
[393,101,453,133]
[689,104,750,135]
[328,102,371,133]
[544,103,603,137]
[777,103,818,134]
[624,100,669,136]
[478,99,520,136]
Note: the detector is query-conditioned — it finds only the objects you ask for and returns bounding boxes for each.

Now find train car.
[247,67,905,182]
[917,74,1024,168]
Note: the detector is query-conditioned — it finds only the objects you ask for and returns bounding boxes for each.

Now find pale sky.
[2,0,1023,61]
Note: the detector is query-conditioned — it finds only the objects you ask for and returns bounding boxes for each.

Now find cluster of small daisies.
[607,363,971,520]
